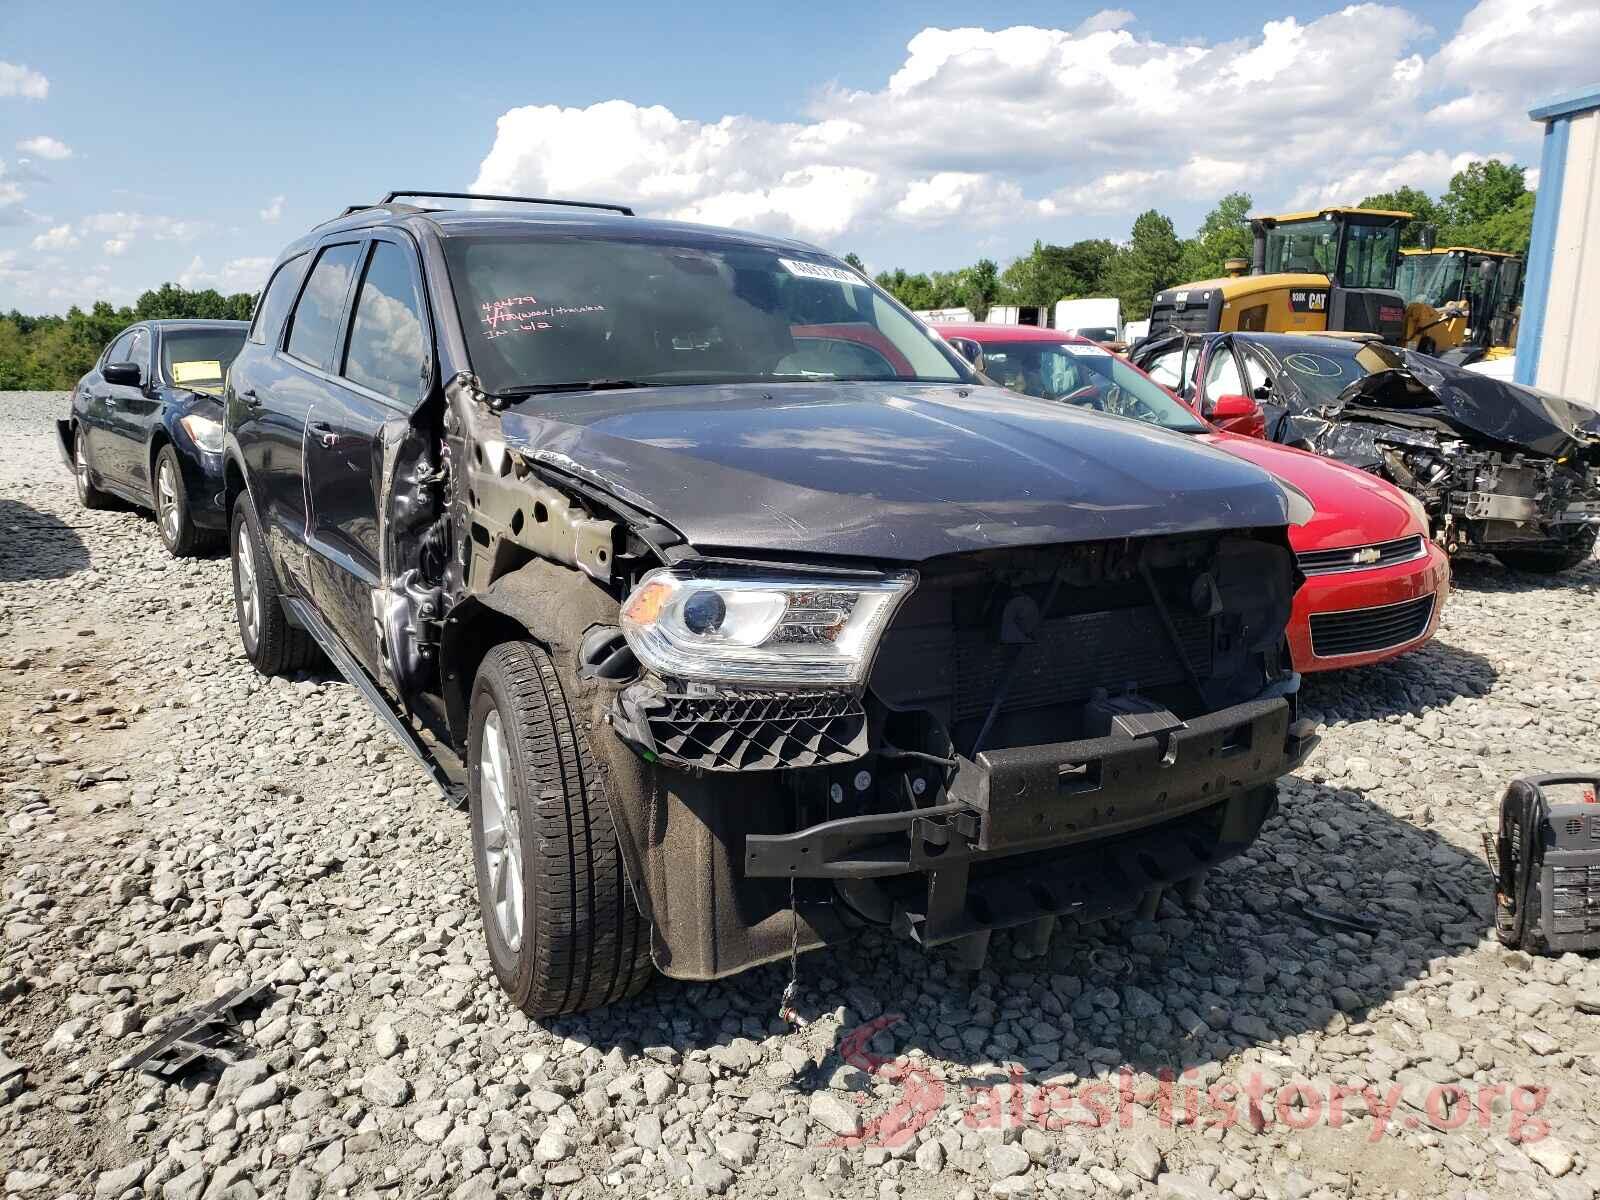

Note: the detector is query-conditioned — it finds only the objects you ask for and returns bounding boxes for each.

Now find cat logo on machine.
[1289,289,1329,314]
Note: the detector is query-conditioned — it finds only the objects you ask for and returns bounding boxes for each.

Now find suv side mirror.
[1209,393,1267,439]
[103,361,143,387]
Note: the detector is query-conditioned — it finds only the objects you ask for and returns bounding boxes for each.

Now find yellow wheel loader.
[1148,208,1410,342]
[1396,247,1524,364]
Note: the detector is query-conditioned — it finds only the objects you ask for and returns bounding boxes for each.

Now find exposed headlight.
[178,414,223,453]
[620,568,916,686]
[1277,479,1316,527]
[1400,489,1431,533]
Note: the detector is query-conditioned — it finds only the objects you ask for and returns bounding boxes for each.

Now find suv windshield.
[975,338,1207,433]
[161,328,246,392]
[442,234,969,395]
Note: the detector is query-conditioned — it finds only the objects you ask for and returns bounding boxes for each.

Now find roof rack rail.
[380,191,634,216]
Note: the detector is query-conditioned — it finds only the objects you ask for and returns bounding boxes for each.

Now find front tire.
[1493,526,1598,574]
[468,640,652,1017]
[73,425,113,510]
[154,445,214,557]
[230,495,319,675]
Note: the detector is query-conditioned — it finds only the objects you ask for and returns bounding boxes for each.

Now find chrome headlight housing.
[620,568,916,686]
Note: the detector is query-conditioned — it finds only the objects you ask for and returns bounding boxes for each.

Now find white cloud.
[470,2,1598,249]
[103,238,129,256]
[178,255,274,292]
[81,211,212,241]
[260,194,284,223]
[1074,9,1134,36]
[895,172,1028,224]
[1434,0,1600,90]
[31,223,78,251]
[16,135,71,160]
[0,62,48,100]
[1287,149,1506,209]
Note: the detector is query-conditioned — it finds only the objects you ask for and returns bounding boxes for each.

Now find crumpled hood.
[498,381,1292,562]
[1312,352,1600,459]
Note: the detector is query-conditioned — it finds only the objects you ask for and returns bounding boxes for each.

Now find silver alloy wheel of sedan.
[235,526,261,649]
[477,709,525,953]
[74,433,91,494]
[157,458,180,543]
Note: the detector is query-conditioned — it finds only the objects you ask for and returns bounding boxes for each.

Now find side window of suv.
[249,253,308,347]
[285,243,361,370]
[342,240,428,404]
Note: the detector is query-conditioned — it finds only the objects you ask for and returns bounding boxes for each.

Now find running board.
[280,596,466,807]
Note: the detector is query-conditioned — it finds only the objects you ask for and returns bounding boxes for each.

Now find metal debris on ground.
[1295,903,1382,936]
[112,981,274,1080]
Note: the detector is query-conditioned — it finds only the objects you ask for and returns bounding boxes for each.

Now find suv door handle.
[238,389,262,409]
[309,421,342,448]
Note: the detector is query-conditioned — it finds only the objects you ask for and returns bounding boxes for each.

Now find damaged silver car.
[1132,331,1600,572]
[223,193,1317,1015]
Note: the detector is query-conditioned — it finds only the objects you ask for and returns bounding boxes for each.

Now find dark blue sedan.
[57,319,248,555]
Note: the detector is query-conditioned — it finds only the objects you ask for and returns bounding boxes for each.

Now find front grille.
[641,691,867,771]
[1295,534,1426,576]
[1308,594,1435,658]
[952,607,1211,721]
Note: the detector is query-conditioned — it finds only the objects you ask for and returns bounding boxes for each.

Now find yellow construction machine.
[1147,207,1411,342]
[1396,246,1524,363]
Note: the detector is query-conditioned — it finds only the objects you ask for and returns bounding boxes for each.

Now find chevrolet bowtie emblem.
[1352,547,1382,565]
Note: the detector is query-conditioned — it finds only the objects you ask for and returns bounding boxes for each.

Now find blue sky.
[2,0,1595,312]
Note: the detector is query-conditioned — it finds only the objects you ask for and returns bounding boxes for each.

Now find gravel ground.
[4,388,1600,1200]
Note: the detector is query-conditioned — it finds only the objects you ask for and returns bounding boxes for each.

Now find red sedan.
[935,324,1449,672]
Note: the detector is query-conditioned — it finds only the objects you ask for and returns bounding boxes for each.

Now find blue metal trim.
[1516,117,1572,386]
[1530,84,1600,123]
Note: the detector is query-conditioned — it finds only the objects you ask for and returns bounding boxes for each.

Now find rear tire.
[73,425,114,510]
[154,444,216,557]
[1493,526,1598,574]
[230,495,319,675]
[468,640,653,1017]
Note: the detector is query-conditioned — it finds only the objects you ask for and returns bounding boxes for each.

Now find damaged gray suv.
[223,192,1317,1015]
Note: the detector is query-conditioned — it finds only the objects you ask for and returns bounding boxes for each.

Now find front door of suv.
[303,234,433,679]
[264,240,363,595]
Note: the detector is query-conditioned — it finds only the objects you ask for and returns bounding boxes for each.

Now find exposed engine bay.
[1267,349,1600,558]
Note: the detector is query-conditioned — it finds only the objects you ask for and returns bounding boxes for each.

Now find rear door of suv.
[302,232,434,677]
[253,240,363,595]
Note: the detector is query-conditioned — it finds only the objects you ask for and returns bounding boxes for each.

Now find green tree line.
[1,283,256,390]
[865,159,1536,322]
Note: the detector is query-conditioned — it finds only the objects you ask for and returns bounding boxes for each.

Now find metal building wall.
[1517,87,1600,399]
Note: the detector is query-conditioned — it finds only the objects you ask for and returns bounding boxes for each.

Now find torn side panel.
[442,373,623,593]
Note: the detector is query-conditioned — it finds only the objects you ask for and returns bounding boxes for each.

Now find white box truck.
[1053,298,1122,344]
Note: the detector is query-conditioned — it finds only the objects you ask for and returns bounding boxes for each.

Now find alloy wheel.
[478,709,525,952]
[157,460,179,543]
[74,434,90,497]
[235,527,261,649]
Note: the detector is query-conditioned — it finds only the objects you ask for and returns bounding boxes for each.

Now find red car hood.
[1199,431,1420,551]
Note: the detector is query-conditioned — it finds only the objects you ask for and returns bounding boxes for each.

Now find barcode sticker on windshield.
[1061,343,1110,357]
[778,258,864,286]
